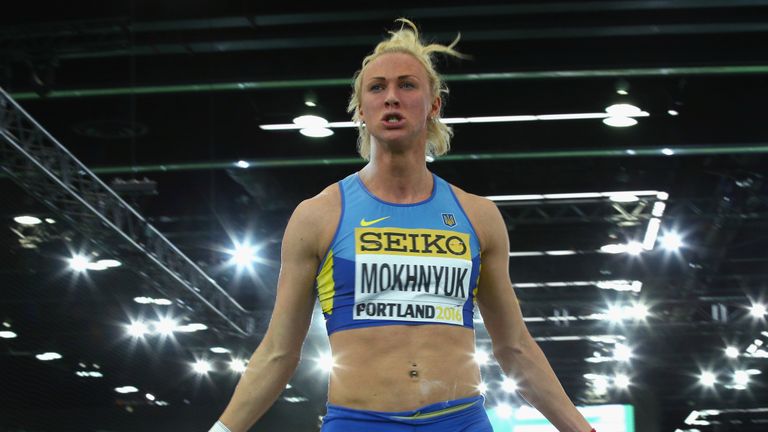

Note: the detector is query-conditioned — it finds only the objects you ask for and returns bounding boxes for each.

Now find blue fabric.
[316,172,482,335]
[321,395,493,432]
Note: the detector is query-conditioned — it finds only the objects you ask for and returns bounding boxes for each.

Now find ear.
[430,96,442,119]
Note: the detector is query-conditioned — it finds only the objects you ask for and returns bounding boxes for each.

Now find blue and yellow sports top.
[315,172,482,335]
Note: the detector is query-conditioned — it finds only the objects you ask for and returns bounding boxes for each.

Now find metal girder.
[496,197,768,225]
[10,65,768,100]
[0,87,254,337]
[5,2,766,40]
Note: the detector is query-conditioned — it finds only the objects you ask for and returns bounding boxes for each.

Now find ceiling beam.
[10,65,768,100]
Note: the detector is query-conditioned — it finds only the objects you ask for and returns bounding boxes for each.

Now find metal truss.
[0,87,254,337]
[496,197,768,225]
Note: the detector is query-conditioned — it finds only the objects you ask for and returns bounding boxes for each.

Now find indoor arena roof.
[2,1,768,431]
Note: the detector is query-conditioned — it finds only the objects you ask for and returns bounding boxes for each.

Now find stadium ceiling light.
[613,343,632,362]
[192,360,212,375]
[260,110,650,131]
[14,215,42,225]
[661,232,683,250]
[602,116,638,127]
[115,386,139,394]
[501,377,518,393]
[69,255,90,272]
[474,350,490,365]
[725,346,739,358]
[126,321,149,338]
[35,352,62,361]
[749,303,766,318]
[699,371,717,387]
[614,374,631,389]
[317,352,335,372]
[230,359,247,373]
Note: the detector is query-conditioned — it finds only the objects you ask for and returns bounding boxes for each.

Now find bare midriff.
[327,324,482,411]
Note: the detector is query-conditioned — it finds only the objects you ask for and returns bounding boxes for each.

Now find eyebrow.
[367,74,420,81]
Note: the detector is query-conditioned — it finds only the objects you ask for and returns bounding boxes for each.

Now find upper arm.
[467,196,530,351]
[259,197,329,356]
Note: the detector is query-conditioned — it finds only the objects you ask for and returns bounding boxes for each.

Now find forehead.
[362,52,428,81]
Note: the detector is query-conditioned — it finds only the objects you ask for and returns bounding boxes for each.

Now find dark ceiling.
[2,1,768,431]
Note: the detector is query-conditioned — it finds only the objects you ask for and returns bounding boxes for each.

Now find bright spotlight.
[661,233,683,250]
[613,343,632,362]
[145,393,156,401]
[699,371,717,387]
[474,350,490,365]
[317,352,334,372]
[749,303,766,318]
[591,375,609,395]
[69,255,90,272]
[733,370,750,386]
[231,243,258,267]
[209,347,230,354]
[629,303,649,320]
[606,306,625,323]
[155,318,178,335]
[0,330,18,339]
[495,403,514,419]
[725,346,739,358]
[192,360,212,375]
[626,242,644,255]
[501,377,518,393]
[127,321,149,338]
[614,374,630,389]
[230,359,247,373]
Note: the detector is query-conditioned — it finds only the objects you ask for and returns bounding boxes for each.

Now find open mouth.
[382,113,404,125]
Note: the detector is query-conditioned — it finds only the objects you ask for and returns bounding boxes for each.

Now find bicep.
[260,202,321,355]
[475,203,530,349]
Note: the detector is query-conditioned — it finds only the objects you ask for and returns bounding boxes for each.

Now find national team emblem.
[441,213,457,227]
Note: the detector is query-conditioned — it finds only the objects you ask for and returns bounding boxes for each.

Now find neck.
[359,142,432,204]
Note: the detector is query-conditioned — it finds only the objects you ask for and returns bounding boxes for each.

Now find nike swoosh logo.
[360,216,391,227]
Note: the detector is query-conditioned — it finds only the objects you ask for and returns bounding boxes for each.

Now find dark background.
[2,1,768,431]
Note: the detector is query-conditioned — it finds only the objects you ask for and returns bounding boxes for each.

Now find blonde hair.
[347,18,466,160]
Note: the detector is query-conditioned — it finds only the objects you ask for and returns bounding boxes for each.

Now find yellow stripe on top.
[355,227,471,260]
[391,400,479,420]
[472,261,481,303]
[316,250,335,314]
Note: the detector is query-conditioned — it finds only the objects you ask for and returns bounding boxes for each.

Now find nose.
[385,89,400,107]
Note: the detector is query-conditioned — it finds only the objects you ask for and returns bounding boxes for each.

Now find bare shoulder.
[295,183,341,217]
[449,184,505,250]
[288,183,341,259]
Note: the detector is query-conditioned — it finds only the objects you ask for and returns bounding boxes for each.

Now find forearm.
[217,346,300,432]
[495,337,592,432]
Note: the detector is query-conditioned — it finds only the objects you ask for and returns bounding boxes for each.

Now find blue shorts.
[320,395,493,432]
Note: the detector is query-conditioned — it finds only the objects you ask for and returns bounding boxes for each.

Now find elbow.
[256,338,302,371]
[265,348,301,370]
[492,333,536,371]
[492,343,524,370]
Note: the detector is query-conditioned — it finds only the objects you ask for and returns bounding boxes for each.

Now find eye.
[400,81,416,89]
[369,83,384,92]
